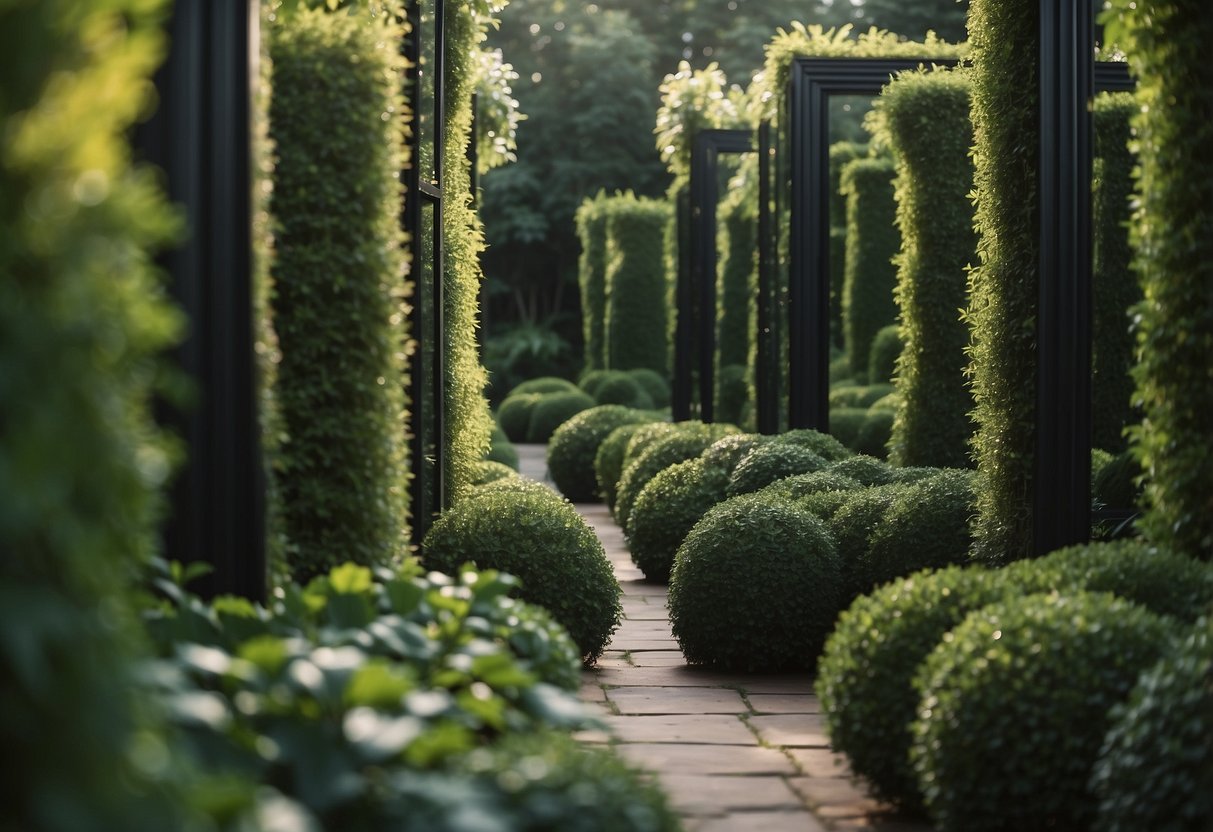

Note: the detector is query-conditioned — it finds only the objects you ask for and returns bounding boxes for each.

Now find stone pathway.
[516,444,931,832]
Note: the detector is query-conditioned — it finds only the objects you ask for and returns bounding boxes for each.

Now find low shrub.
[772,428,853,461]
[1092,450,1142,511]
[910,592,1175,832]
[726,443,829,498]
[829,353,854,386]
[497,393,542,442]
[700,433,771,474]
[594,372,654,409]
[595,423,655,511]
[474,460,518,485]
[669,494,842,670]
[487,424,520,471]
[818,566,1005,810]
[829,408,868,447]
[525,390,596,443]
[578,369,613,398]
[616,424,738,532]
[629,458,731,582]
[867,392,900,413]
[547,405,653,503]
[830,383,896,409]
[422,486,621,662]
[626,367,671,409]
[867,324,903,384]
[893,466,945,484]
[827,454,896,486]
[861,470,976,592]
[762,470,863,505]
[854,409,895,458]
[621,422,684,470]
[1091,619,1213,832]
[511,376,580,397]
[824,482,912,598]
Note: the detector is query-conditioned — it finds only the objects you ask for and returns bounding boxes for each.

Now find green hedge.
[965,0,1041,563]
[716,191,754,418]
[830,142,869,348]
[442,0,494,499]
[1091,93,1139,454]
[840,156,900,382]
[1108,0,1213,559]
[871,68,976,469]
[603,193,672,374]
[866,324,902,385]
[0,2,187,827]
[576,193,610,372]
[269,9,410,580]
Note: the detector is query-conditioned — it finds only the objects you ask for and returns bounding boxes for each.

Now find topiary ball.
[668,494,842,671]
[910,592,1175,832]
[817,566,1005,811]
[827,454,897,486]
[525,391,596,443]
[628,458,730,583]
[892,465,944,484]
[510,376,581,397]
[828,407,868,447]
[497,393,542,442]
[1091,619,1213,832]
[829,383,895,409]
[867,324,903,384]
[473,460,518,486]
[771,428,853,462]
[487,422,520,470]
[854,409,895,458]
[867,392,901,413]
[761,469,863,507]
[421,486,621,663]
[625,367,671,409]
[615,424,738,533]
[546,405,652,503]
[577,369,613,398]
[699,433,771,475]
[594,423,654,511]
[593,372,654,410]
[824,482,912,599]
[861,470,976,592]
[726,443,829,498]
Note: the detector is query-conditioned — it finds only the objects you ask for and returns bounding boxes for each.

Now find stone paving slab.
[607,686,748,715]
[690,810,830,832]
[657,774,806,815]
[788,747,853,779]
[603,714,755,745]
[748,713,832,748]
[747,693,821,713]
[627,650,690,667]
[616,743,797,776]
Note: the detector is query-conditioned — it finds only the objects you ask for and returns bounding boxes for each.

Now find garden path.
[516,444,931,832]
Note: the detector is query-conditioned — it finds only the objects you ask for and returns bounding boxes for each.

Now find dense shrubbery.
[866,324,902,385]
[269,8,410,580]
[827,408,867,448]
[829,383,895,409]
[595,423,657,510]
[423,484,621,662]
[626,368,672,409]
[594,372,654,409]
[615,424,738,532]
[511,376,581,396]
[669,495,841,670]
[853,408,895,459]
[726,443,829,497]
[772,428,853,461]
[828,454,895,486]
[576,193,610,372]
[629,458,730,583]
[840,157,900,381]
[474,459,518,485]
[823,482,911,596]
[496,393,541,442]
[603,194,672,374]
[526,390,596,443]
[487,421,520,470]
[547,405,654,502]
[700,433,771,474]
[829,141,869,345]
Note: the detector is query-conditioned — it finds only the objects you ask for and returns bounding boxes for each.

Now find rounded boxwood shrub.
[422,486,621,662]
[893,465,944,484]
[578,368,613,398]
[818,566,1005,810]
[487,421,519,470]
[828,454,896,486]
[474,460,518,486]
[829,407,868,447]
[830,383,895,409]
[594,372,654,409]
[861,470,976,592]
[525,390,596,443]
[620,422,683,471]
[594,423,654,511]
[867,392,901,413]
[854,409,895,458]
[511,376,580,397]
[628,458,731,583]
[700,432,771,475]
[616,424,738,533]
[546,405,652,503]
[762,470,863,505]
[497,393,542,442]
[825,482,912,599]
[867,324,903,384]
[910,591,1176,832]
[1091,619,1213,832]
[668,494,842,670]
[771,428,853,462]
[626,367,671,409]
[726,443,829,498]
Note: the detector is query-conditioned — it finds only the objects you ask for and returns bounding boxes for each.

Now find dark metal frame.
[671,188,693,421]
[675,129,754,423]
[136,0,265,600]
[404,0,446,542]
[755,121,779,434]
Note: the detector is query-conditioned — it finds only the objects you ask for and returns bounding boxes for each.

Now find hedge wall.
[576,192,610,373]
[0,1,186,827]
[840,156,900,382]
[268,9,410,580]
[442,0,495,499]
[1107,0,1213,558]
[829,141,868,351]
[1090,93,1139,454]
[716,188,754,420]
[604,193,672,374]
[965,0,1040,564]
[871,67,976,469]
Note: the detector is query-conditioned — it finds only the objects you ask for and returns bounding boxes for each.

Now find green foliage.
[866,324,902,385]
[474,460,518,486]
[700,433,771,475]
[0,2,190,827]
[487,421,520,470]
[603,194,673,373]
[547,405,654,503]
[511,376,580,396]
[525,390,596,443]
[854,409,895,459]
[726,443,829,498]
[423,485,622,662]
[578,368,613,398]
[867,391,901,413]
[862,470,977,592]
[965,0,1041,563]
[859,0,970,42]
[1104,0,1213,559]
[616,424,739,533]
[594,372,654,409]
[716,190,755,419]
[824,483,912,597]
[669,495,842,670]
[715,363,750,426]
[828,408,868,448]
[829,383,895,409]
[1091,619,1213,832]
[762,470,863,506]
[629,459,731,583]
[594,423,657,511]
[818,566,1004,809]
[626,367,672,409]
[496,393,541,442]
[868,67,976,468]
[827,455,896,486]
[471,45,524,173]
[576,193,610,371]
[840,157,900,381]
[268,8,409,581]
[910,592,1175,832]
[1091,93,1139,453]
[829,141,869,345]
[770,427,854,461]
[484,320,578,403]
[655,61,742,187]
[1093,450,1143,511]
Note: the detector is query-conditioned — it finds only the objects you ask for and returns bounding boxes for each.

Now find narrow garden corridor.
[517,445,930,832]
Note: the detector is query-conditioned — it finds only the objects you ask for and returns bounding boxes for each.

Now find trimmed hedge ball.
[861,470,976,592]
[487,421,520,470]
[827,454,896,486]
[762,470,863,506]
[625,367,671,409]
[577,369,613,398]
[615,424,738,533]
[422,485,621,663]
[594,423,654,511]
[867,392,901,413]
[818,566,1005,810]
[526,390,596,443]
[825,482,912,599]
[668,494,842,671]
[829,408,868,447]
[854,409,895,458]
[473,460,518,486]
[497,393,542,442]
[910,591,1175,832]
[628,458,730,583]
[699,433,771,475]
[771,428,853,462]
[547,405,652,503]
[867,324,903,384]
[726,443,829,498]
[1091,619,1213,832]
[830,383,896,409]
[510,376,581,397]
[893,465,944,484]
[594,372,654,410]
